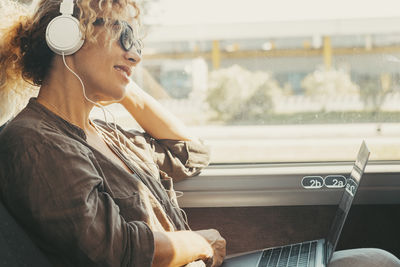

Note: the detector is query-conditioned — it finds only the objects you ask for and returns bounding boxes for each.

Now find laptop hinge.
[323,240,329,265]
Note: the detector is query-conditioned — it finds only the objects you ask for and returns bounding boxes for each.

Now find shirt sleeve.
[1,139,154,267]
[126,129,211,182]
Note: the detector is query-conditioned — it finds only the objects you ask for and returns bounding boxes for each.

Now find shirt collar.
[27,97,87,140]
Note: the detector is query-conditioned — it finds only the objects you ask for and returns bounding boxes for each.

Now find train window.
[12,0,400,164]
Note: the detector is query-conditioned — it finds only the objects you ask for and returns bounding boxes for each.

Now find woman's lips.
[114,65,131,77]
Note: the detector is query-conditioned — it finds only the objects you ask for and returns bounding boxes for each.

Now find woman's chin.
[113,88,127,101]
[104,88,127,102]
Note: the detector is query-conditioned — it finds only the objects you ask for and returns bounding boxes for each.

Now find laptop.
[221,140,370,267]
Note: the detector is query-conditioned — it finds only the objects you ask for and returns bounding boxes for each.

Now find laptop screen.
[325,141,370,263]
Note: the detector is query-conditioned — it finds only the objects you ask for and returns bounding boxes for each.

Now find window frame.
[175,160,400,207]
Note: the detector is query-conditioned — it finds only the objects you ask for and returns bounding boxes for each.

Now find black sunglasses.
[93,18,143,56]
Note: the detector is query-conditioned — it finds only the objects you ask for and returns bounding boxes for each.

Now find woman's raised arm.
[121,79,201,143]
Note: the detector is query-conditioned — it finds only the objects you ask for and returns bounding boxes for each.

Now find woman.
[0,0,399,267]
[0,0,225,266]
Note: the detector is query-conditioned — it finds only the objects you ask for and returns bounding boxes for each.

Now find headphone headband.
[60,0,74,15]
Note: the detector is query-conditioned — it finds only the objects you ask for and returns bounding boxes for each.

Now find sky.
[146,0,400,25]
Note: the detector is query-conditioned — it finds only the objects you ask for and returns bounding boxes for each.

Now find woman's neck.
[37,68,93,133]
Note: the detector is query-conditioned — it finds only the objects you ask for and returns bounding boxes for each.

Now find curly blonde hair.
[0,0,141,125]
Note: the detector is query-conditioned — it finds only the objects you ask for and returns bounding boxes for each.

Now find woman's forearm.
[121,80,199,142]
[152,231,212,267]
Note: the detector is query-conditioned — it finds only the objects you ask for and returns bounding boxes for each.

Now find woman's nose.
[126,49,142,65]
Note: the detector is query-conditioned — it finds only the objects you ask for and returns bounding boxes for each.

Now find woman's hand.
[195,229,226,267]
[152,230,225,267]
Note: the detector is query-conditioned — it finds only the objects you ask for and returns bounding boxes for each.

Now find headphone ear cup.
[46,15,84,55]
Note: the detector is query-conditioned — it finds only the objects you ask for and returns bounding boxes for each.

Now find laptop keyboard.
[258,241,318,267]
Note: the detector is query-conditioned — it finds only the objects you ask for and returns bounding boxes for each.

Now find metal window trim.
[175,161,400,207]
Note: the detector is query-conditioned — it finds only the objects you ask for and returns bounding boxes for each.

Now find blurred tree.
[301,67,359,99]
[206,65,283,123]
[359,74,392,112]
[301,67,360,111]
[17,0,31,4]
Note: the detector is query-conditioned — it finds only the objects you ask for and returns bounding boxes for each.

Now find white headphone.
[45,0,84,55]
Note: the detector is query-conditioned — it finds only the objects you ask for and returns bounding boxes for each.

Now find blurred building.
[141,17,400,95]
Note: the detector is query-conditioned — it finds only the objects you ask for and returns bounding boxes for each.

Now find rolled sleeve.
[150,137,210,182]
[125,129,211,182]
[1,140,154,267]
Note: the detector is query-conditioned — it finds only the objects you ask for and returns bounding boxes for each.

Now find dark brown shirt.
[0,98,210,267]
